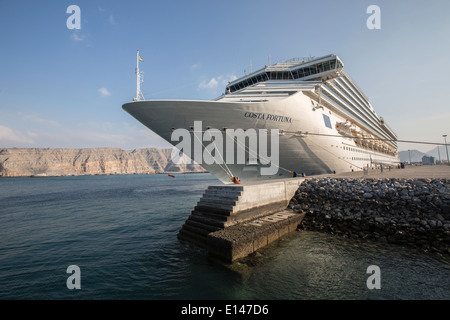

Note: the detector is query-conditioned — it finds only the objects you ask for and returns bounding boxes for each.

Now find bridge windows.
[226,57,344,93]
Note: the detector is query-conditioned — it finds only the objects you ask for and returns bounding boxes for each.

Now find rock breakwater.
[289,177,450,255]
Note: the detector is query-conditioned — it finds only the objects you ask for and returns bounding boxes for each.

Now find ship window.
[330,59,336,69]
[322,114,332,129]
[297,68,305,78]
[317,63,324,73]
[283,72,292,79]
[303,68,311,77]
[257,74,268,82]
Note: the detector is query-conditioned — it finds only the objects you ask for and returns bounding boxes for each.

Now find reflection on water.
[228,231,450,300]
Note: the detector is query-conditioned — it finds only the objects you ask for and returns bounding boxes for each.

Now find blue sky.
[0,0,449,152]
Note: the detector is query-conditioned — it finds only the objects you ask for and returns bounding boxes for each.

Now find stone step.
[202,192,240,201]
[191,209,231,219]
[203,189,243,199]
[207,185,244,192]
[177,228,208,247]
[194,204,233,215]
[188,213,227,228]
[185,219,222,233]
[181,222,213,237]
[196,200,234,210]
[197,197,237,207]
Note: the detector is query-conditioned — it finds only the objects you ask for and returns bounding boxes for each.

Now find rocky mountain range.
[0,148,207,177]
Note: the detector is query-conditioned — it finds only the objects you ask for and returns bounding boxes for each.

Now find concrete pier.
[207,210,305,263]
[178,178,305,262]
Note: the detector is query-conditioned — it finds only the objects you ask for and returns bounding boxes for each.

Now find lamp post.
[444,135,449,165]
[437,145,441,164]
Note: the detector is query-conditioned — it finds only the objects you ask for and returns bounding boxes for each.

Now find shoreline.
[0,171,210,179]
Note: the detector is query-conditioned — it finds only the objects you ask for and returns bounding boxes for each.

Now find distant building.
[422,155,435,165]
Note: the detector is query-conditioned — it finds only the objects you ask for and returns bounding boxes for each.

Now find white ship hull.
[123,90,399,184]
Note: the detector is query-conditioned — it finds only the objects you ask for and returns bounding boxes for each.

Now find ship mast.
[134,50,145,101]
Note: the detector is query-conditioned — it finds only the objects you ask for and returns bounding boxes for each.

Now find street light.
[437,145,441,164]
[444,135,449,165]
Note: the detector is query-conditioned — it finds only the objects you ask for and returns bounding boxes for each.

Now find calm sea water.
[0,174,449,300]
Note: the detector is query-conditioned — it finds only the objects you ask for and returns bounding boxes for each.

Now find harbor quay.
[313,164,450,179]
[178,165,450,262]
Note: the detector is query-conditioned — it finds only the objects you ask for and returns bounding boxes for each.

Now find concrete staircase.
[177,178,304,249]
[177,185,243,247]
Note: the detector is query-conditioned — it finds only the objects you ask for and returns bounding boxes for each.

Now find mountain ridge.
[0,147,207,177]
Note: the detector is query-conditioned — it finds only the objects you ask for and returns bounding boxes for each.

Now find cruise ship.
[123,54,400,184]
